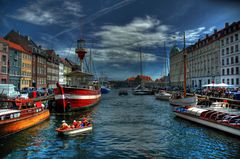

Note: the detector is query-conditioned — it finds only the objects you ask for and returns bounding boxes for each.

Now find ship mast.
[183,32,187,97]
[76,39,87,72]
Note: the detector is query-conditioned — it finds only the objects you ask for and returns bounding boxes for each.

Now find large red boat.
[53,39,101,113]
[0,98,50,138]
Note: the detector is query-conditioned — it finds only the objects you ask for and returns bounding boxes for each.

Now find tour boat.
[155,90,171,100]
[53,39,101,113]
[56,126,92,136]
[0,98,50,138]
[174,102,240,136]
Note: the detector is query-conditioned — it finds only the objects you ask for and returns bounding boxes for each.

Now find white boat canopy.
[202,83,235,88]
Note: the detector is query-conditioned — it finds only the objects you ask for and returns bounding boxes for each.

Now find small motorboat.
[56,126,92,136]
[119,89,128,96]
[155,90,171,100]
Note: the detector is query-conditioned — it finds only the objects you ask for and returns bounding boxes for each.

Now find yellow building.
[20,51,32,90]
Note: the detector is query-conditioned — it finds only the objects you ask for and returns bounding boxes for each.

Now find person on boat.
[72,120,78,128]
[60,120,70,130]
[76,121,83,128]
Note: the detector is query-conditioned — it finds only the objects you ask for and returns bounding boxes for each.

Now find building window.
[236,56,239,63]
[222,59,224,66]
[222,69,225,75]
[231,78,234,85]
[226,47,229,54]
[2,55,7,65]
[1,79,7,84]
[235,33,239,41]
[222,79,225,83]
[236,78,239,85]
[236,45,239,52]
[1,66,7,74]
[221,40,224,46]
[231,46,234,53]
[227,79,229,84]
[236,67,239,74]
[230,36,233,42]
[227,68,229,75]
[231,57,234,64]
[231,67,234,74]
[227,58,229,65]
[222,49,224,56]
[226,37,229,44]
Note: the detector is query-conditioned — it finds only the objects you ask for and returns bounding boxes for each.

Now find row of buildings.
[0,30,75,90]
[170,21,240,88]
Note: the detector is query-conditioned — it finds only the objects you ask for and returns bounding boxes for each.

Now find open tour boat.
[174,102,240,136]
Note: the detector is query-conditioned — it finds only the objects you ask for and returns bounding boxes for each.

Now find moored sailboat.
[169,32,197,106]
[53,39,101,113]
[133,48,152,95]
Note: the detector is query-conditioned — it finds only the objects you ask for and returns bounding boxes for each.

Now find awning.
[64,70,93,77]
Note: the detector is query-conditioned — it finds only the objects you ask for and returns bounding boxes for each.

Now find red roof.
[127,75,152,81]
[0,37,27,53]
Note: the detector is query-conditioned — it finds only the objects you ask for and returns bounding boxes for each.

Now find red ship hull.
[54,84,101,113]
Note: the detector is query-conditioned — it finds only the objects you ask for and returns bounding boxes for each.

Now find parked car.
[0,84,20,98]
[20,90,29,99]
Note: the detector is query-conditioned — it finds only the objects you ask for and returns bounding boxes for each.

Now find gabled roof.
[0,37,27,53]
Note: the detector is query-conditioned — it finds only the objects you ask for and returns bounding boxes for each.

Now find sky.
[0,0,240,80]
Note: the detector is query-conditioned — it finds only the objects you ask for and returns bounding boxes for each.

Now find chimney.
[214,29,217,34]
[206,34,209,38]
[16,30,20,35]
[25,36,31,41]
[225,22,229,28]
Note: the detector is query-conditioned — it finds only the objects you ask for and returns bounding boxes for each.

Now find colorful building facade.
[20,50,32,89]
[0,40,9,84]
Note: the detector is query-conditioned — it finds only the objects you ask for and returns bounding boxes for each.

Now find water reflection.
[0,89,240,158]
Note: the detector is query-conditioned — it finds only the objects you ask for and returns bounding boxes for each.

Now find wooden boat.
[169,93,198,106]
[170,32,198,106]
[53,39,101,113]
[155,90,171,100]
[174,102,240,136]
[0,99,50,138]
[56,126,92,136]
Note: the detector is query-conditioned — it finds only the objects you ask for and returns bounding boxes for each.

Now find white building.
[59,62,65,85]
[170,46,184,87]
[220,22,240,87]
[187,31,221,88]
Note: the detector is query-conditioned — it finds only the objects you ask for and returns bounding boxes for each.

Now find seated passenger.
[60,120,70,130]
[76,121,83,128]
[72,120,78,128]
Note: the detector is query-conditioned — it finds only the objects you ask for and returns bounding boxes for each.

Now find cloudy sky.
[0,0,239,80]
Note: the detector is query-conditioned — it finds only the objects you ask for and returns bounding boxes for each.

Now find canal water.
[0,89,240,158]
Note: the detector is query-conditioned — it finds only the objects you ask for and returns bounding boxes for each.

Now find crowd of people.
[198,88,240,99]
[59,118,91,130]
